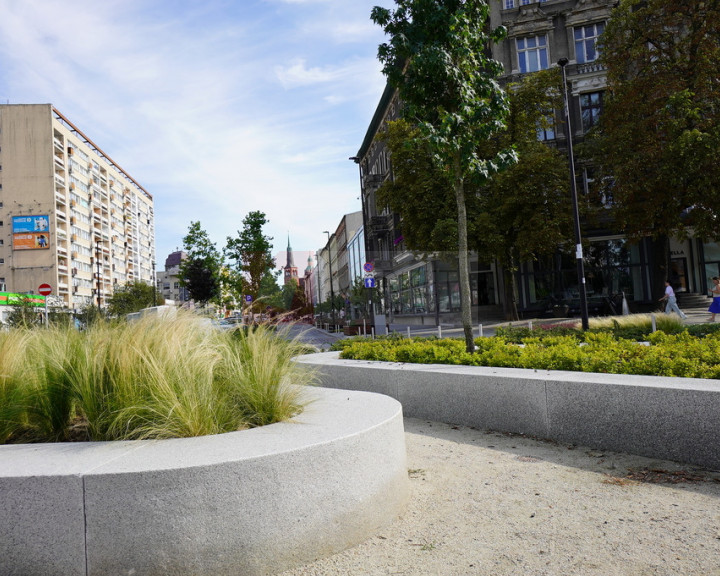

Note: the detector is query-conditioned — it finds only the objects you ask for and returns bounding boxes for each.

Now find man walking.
[659,280,687,319]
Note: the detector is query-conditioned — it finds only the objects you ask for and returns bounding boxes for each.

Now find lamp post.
[323,231,336,331]
[558,58,589,330]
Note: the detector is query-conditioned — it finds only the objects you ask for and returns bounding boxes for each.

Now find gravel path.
[280,418,720,576]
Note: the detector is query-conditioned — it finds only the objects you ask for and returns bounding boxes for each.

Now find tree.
[372,0,516,351]
[6,297,43,328]
[377,69,571,320]
[590,0,720,296]
[225,211,276,309]
[107,281,163,317]
[179,221,223,304]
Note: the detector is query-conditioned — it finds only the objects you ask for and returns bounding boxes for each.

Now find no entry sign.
[38,283,52,296]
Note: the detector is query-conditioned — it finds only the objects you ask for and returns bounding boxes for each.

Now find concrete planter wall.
[296,352,720,470]
[0,387,410,576]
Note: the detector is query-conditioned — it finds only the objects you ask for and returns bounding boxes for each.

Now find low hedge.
[337,330,720,379]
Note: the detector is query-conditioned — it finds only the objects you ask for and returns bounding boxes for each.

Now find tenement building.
[355,0,716,326]
[0,104,155,310]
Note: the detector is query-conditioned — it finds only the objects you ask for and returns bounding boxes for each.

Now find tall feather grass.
[0,313,315,443]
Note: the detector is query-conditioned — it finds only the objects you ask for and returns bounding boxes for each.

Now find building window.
[580,91,604,132]
[575,23,605,64]
[517,35,548,74]
[537,114,556,141]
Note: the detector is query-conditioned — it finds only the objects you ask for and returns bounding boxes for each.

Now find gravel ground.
[280,418,720,576]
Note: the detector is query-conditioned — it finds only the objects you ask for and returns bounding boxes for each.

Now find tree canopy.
[179,221,223,304]
[372,0,515,350]
[107,281,162,317]
[225,211,276,305]
[592,0,720,240]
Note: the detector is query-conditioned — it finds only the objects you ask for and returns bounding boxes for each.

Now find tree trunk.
[454,155,475,353]
[502,263,519,321]
[648,235,670,301]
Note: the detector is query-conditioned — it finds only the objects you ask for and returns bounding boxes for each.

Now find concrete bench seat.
[296,352,720,470]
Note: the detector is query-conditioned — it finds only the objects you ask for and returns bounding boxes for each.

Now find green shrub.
[338,329,720,379]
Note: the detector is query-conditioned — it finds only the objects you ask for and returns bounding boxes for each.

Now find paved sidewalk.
[280,418,720,576]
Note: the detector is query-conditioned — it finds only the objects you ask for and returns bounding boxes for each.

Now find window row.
[516,22,605,74]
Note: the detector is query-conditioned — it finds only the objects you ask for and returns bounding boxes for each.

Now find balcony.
[54,175,66,188]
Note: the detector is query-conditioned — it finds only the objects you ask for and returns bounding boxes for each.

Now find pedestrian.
[708,276,720,322]
[659,280,687,319]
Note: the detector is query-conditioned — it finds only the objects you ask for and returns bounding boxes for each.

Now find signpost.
[38,284,52,326]
[363,262,374,274]
[364,277,376,288]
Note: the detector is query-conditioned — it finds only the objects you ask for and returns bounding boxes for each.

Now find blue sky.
[0,0,392,272]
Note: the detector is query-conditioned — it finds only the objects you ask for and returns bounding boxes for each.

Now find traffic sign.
[244,295,253,303]
[363,262,375,273]
[38,283,52,296]
[364,277,376,288]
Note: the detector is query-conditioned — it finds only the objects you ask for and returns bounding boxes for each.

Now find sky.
[0,0,393,274]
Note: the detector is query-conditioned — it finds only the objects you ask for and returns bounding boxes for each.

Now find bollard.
[529,320,533,331]
[371,327,375,339]
[363,319,366,337]
[651,313,657,333]
[438,325,442,339]
[479,324,483,338]
[407,326,411,339]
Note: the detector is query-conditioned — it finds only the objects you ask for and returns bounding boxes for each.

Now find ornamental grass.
[0,313,315,444]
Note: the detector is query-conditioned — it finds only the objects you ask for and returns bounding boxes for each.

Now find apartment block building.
[0,104,155,310]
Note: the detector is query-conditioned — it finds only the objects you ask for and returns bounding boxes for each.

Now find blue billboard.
[12,215,50,233]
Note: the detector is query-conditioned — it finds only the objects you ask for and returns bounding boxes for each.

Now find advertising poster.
[0,292,46,307]
[12,215,50,250]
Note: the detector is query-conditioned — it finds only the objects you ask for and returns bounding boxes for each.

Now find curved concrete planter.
[0,387,410,576]
[296,352,720,470]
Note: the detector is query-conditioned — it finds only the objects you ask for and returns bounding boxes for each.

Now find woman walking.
[708,277,720,322]
[659,280,687,319]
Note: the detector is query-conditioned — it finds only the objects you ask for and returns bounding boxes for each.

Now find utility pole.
[558,58,590,330]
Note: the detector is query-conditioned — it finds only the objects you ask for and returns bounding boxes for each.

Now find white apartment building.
[0,104,155,310]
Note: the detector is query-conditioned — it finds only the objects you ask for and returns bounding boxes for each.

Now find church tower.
[283,235,299,286]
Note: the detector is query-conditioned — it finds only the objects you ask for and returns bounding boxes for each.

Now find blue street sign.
[364,277,376,288]
[245,295,253,302]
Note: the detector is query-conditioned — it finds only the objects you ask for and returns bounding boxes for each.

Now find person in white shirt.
[659,280,687,319]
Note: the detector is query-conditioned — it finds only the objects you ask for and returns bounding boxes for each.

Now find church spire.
[286,234,295,268]
[283,234,298,285]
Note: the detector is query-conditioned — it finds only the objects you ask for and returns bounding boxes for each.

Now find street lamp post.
[558,58,589,330]
[323,231,336,331]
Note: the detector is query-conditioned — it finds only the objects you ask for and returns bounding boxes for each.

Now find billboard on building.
[12,215,50,250]
[0,292,46,307]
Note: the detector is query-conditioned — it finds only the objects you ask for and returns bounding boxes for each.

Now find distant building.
[0,104,155,309]
[157,250,189,304]
[283,236,300,287]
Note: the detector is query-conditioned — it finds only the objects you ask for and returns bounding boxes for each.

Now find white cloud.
[0,0,390,265]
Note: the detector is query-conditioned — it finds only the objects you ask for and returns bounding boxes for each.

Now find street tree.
[590,0,720,295]
[107,281,163,317]
[225,211,276,311]
[377,69,571,320]
[372,0,516,351]
[179,221,223,304]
